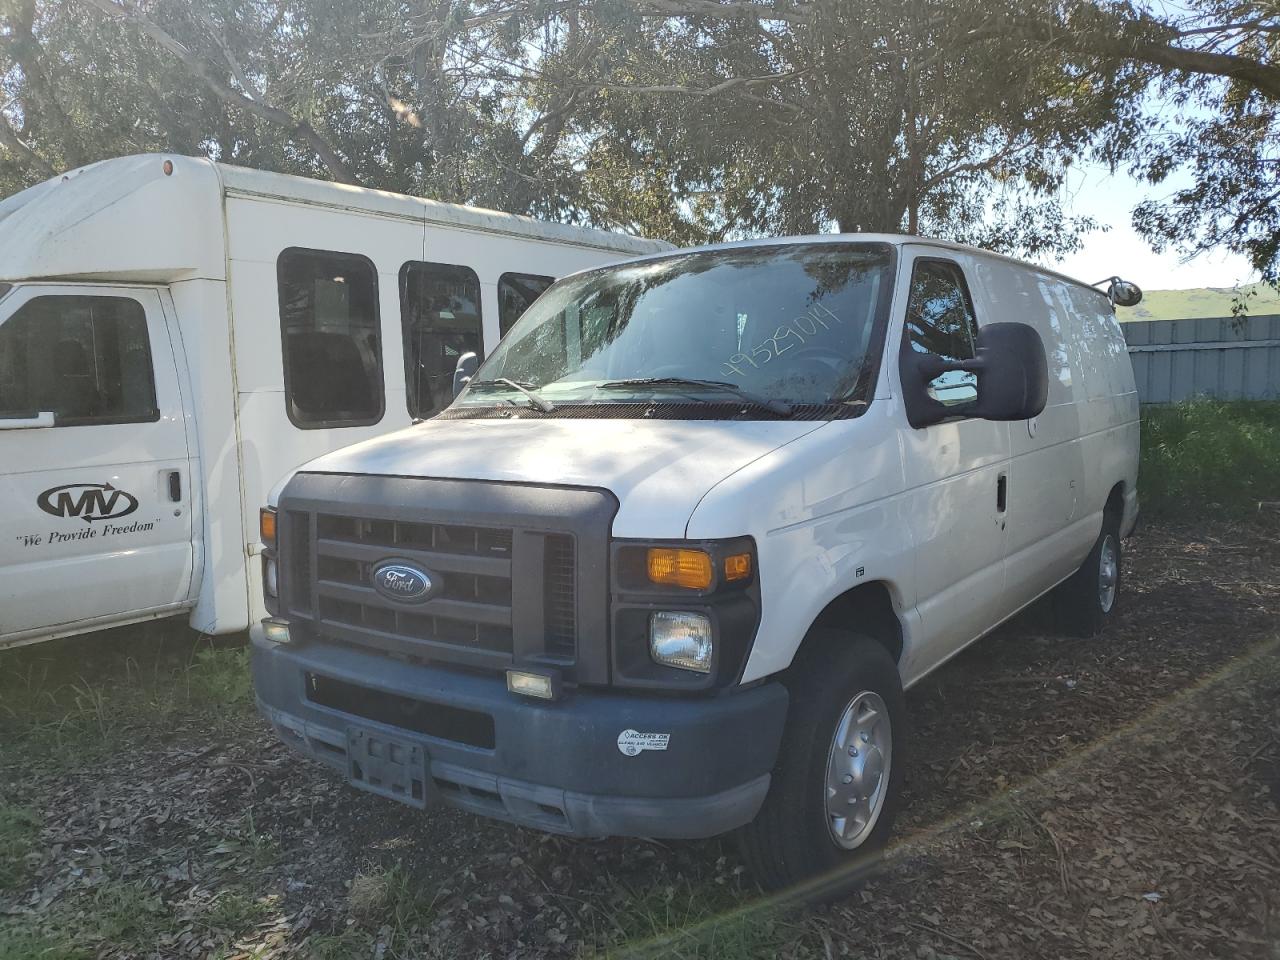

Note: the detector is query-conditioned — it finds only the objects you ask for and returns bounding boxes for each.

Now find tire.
[1052,510,1123,637]
[737,630,906,895]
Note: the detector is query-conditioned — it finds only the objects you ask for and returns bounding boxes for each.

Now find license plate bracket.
[345,727,429,808]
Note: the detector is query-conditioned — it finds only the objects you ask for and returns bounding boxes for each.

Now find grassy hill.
[1116,281,1280,322]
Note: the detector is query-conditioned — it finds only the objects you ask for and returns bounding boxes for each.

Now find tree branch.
[975,13,1280,102]
[629,0,815,26]
[0,111,57,177]
[1172,19,1280,41]
[1116,31,1280,100]
[78,0,359,184]
[191,8,265,102]
[919,137,1025,193]
[3,0,88,166]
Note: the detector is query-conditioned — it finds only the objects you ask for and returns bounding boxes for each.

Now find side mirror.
[901,321,1048,428]
[452,351,479,399]
[1108,279,1143,308]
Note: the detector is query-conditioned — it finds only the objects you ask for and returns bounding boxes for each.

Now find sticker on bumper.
[617,729,670,757]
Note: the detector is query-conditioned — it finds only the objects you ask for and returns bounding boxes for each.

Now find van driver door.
[0,284,194,646]
[896,252,1011,680]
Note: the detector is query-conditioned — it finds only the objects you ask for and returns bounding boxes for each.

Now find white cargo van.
[0,155,668,649]
[250,237,1141,890]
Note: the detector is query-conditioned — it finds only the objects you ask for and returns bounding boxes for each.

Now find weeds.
[1140,399,1280,518]
[305,929,375,960]
[0,626,252,770]
[188,646,253,706]
[86,880,169,952]
[590,878,789,960]
[199,891,274,936]
[212,810,281,874]
[0,804,39,891]
[347,862,439,952]
[0,923,91,960]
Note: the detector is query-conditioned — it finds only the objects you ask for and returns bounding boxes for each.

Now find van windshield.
[453,242,893,417]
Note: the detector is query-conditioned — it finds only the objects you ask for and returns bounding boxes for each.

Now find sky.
[1044,162,1258,293]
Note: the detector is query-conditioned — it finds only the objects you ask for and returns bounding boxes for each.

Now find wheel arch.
[1105,480,1125,521]
[802,580,905,668]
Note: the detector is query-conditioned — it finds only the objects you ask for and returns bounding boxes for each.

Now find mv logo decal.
[37,483,139,524]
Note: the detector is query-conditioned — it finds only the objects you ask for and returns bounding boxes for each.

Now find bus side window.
[277,248,384,429]
[400,262,484,419]
[498,272,554,338]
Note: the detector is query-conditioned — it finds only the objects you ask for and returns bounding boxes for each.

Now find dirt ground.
[2,515,1278,959]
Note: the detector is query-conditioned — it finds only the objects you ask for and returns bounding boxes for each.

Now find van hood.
[290,417,827,538]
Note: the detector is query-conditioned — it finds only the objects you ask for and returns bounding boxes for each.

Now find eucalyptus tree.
[0,0,600,217]
[961,0,1280,284]
[413,0,1121,253]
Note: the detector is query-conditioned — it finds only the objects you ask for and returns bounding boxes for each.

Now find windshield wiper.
[597,378,792,416]
[466,378,556,413]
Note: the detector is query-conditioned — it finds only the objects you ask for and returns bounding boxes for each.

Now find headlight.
[261,617,291,644]
[649,611,713,673]
[264,556,279,599]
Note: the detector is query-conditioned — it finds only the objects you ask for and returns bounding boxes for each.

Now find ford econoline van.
[250,236,1140,889]
[0,155,667,649]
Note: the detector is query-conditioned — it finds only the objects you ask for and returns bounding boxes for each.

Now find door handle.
[167,470,182,502]
[996,473,1008,514]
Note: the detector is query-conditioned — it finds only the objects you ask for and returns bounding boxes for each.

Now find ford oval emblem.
[372,562,435,604]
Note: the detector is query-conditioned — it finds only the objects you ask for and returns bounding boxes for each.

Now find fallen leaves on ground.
[1,516,1278,959]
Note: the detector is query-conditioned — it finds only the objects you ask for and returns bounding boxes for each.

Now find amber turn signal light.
[724,553,752,581]
[647,548,714,590]
[260,507,277,545]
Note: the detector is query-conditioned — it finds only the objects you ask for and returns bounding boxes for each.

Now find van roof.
[0,154,671,283]
[587,233,1111,303]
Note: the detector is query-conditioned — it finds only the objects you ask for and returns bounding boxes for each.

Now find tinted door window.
[400,262,483,419]
[0,295,158,425]
[905,259,979,406]
[278,248,384,428]
[498,272,554,337]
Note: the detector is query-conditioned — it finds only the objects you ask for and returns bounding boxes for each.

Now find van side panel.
[969,258,1093,607]
[1061,283,1141,536]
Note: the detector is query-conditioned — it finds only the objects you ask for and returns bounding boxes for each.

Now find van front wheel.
[737,631,905,894]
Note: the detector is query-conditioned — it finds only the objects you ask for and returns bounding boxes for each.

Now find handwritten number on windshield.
[722,304,842,378]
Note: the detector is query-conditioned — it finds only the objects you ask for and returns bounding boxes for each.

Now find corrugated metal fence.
[1123,315,1280,404]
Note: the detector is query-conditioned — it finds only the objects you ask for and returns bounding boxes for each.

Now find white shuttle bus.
[0,154,668,649]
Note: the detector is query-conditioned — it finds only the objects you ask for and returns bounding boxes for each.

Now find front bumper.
[250,625,788,839]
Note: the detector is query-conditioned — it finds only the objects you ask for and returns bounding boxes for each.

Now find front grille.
[312,514,516,656]
[276,474,615,683]
[285,510,311,617]
[544,534,576,658]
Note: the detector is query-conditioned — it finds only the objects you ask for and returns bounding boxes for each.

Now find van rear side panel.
[1059,282,1141,533]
